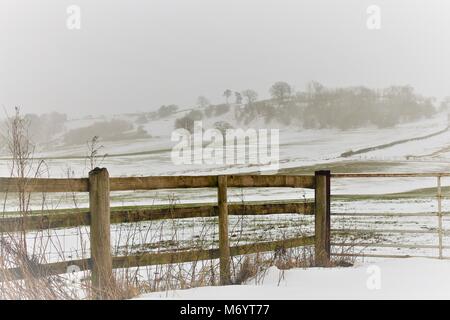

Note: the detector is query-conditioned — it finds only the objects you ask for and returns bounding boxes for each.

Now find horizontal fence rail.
[0,236,315,282]
[0,202,314,233]
[0,175,315,193]
[111,175,316,190]
[0,177,89,193]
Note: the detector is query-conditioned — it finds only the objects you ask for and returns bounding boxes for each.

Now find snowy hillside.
[2,104,449,179]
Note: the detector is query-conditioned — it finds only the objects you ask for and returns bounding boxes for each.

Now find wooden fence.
[0,169,331,298]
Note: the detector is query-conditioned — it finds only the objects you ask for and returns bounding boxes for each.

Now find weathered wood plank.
[0,236,314,281]
[109,176,218,191]
[111,202,314,223]
[229,236,315,256]
[0,202,313,233]
[227,175,315,189]
[0,175,314,193]
[113,236,315,269]
[0,178,89,193]
[0,258,91,282]
[113,248,219,268]
[109,175,315,191]
[0,211,91,233]
[229,202,314,216]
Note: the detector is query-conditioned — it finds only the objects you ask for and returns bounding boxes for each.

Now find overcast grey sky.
[1,0,450,116]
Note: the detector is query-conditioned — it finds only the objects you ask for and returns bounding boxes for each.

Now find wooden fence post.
[314,170,331,267]
[218,175,231,285]
[89,167,113,299]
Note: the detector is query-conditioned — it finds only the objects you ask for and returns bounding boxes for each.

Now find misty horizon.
[2,0,450,116]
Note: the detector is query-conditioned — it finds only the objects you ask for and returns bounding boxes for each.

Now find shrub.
[174,110,203,132]
[63,119,133,145]
[156,105,178,119]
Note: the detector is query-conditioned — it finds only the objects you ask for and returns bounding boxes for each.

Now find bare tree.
[223,89,232,104]
[197,96,210,109]
[234,92,243,105]
[439,96,450,112]
[269,81,292,105]
[241,89,258,105]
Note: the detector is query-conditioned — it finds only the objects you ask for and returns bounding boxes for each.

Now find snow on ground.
[354,128,450,160]
[136,258,450,300]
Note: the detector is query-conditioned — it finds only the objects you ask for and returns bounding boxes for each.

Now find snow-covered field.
[2,112,450,179]
[136,258,450,300]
